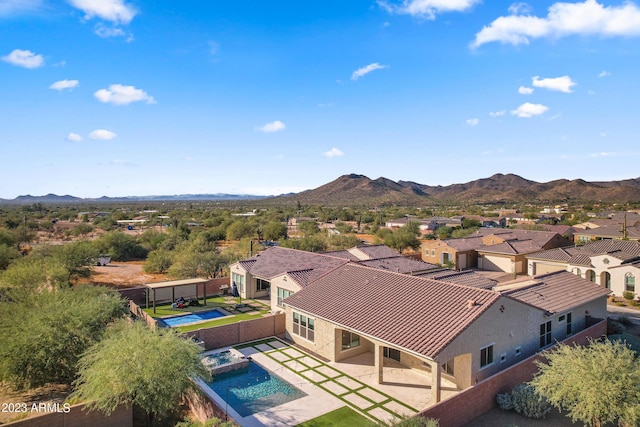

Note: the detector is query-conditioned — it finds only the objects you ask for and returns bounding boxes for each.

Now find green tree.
[0,285,126,389]
[0,257,70,293]
[225,220,255,240]
[383,226,421,254]
[143,249,174,274]
[298,220,319,236]
[93,231,148,261]
[0,244,19,270]
[72,320,210,421]
[262,221,288,241]
[530,339,640,427]
[280,235,327,252]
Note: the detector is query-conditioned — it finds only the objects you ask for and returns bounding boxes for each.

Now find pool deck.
[199,338,460,426]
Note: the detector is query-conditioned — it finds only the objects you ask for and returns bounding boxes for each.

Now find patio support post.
[172,286,175,304]
[203,282,207,306]
[430,360,441,403]
[145,288,149,309]
[374,343,384,384]
[153,289,156,314]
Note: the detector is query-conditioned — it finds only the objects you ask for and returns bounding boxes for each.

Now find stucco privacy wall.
[420,319,607,427]
[185,314,286,350]
[3,403,132,427]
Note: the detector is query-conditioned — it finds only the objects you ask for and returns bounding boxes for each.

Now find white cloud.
[318,103,334,108]
[598,70,611,77]
[591,151,616,157]
[379,0,481,19]
[2,49,44,68]
[94,84,156,105]
[94,24,133,41]
[471,0,640,48]
[89,129,117,140]
[351,63,388,80]
[0,0,43,16]
[599,132,606,137]
[508,2,532,15]
[532,75,576,93]
[511,102,548,118]
[588,89,596,95]
[68,0,136,25]
[323,147,344,158]
[489,110,506,117]
[66,132,83,142]
[258,120,286,133]
[466,118,479,126]
[49,79,79,91]
[518,86,534,94]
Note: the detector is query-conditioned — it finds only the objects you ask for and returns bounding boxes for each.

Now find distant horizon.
[3,1,640,199]
[2,172,639,200]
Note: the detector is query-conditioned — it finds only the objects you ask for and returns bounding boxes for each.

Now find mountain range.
[2,173,640,206]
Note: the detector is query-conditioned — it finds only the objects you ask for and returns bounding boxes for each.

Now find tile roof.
[414,269,497,289]
[501,270,610,314]
[526,246,578,262]
[284,264,500,359]
[320,250,361,261]
[477,239,550,255]
[235,246,349,282]
[285,269,315,287]
[349,245,402,260]
[567,254,593,267]
[356,256,439,274]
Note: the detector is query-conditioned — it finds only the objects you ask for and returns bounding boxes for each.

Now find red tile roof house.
[526,240,640,298]
[229,245,609,409]
[283,265,609,406]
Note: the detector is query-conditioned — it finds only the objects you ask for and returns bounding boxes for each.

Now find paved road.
[607,303,640,325]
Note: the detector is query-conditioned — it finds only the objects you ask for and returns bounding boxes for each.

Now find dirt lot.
[84,261,167,288]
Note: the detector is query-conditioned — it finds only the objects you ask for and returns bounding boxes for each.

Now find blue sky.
[2,0,640,198]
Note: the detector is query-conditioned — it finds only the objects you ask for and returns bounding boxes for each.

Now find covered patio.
[143,278,210,314]
[330,352,460,411]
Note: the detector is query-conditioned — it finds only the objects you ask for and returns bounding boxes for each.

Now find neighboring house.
[230,244,482,310]
[421,229,570,273]
[526,240,640,297]
[572,212,640,242]
[283,266,609,404]
[385,217,461,234]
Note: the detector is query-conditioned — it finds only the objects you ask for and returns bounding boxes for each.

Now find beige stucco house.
[283,265,609,405]
[527,240,640,298]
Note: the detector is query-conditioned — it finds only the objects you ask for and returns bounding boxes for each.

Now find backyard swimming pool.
[162,309,227,327]
[203,360,307,417]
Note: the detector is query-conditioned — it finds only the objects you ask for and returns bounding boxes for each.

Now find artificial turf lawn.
[295,406,377,427]
[175,309,270,332]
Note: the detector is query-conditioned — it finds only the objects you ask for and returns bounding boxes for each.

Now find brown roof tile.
[415,269,497,289]
[501,270,610,314]
[284,264,500,359]
[356,256,439,274]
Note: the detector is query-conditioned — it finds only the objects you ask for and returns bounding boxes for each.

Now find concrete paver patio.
[200,338,460,426]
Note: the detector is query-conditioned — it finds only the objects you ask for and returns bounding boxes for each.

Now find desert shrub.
[511,384,552,419]
[496,392,514,411]
[389,417,439,427]
[608,317,627,335]
[622,291,635,301]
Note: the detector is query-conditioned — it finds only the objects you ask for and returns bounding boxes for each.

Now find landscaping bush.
[622,291,635,301]
[511,384,552,419]
[496,392,514,411]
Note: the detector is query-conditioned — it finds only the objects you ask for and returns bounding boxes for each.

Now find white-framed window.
[292,311,314,342]
[540,321,552,349]
[277,287,294,307]
[480,344,494,368]
[625,273,636,292]
[341,331,360,350]
[256,278,270,291]
[231,272,244,293]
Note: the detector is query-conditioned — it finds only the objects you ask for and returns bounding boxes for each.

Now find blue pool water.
[204,360,306,417]
[162,309,226,327]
